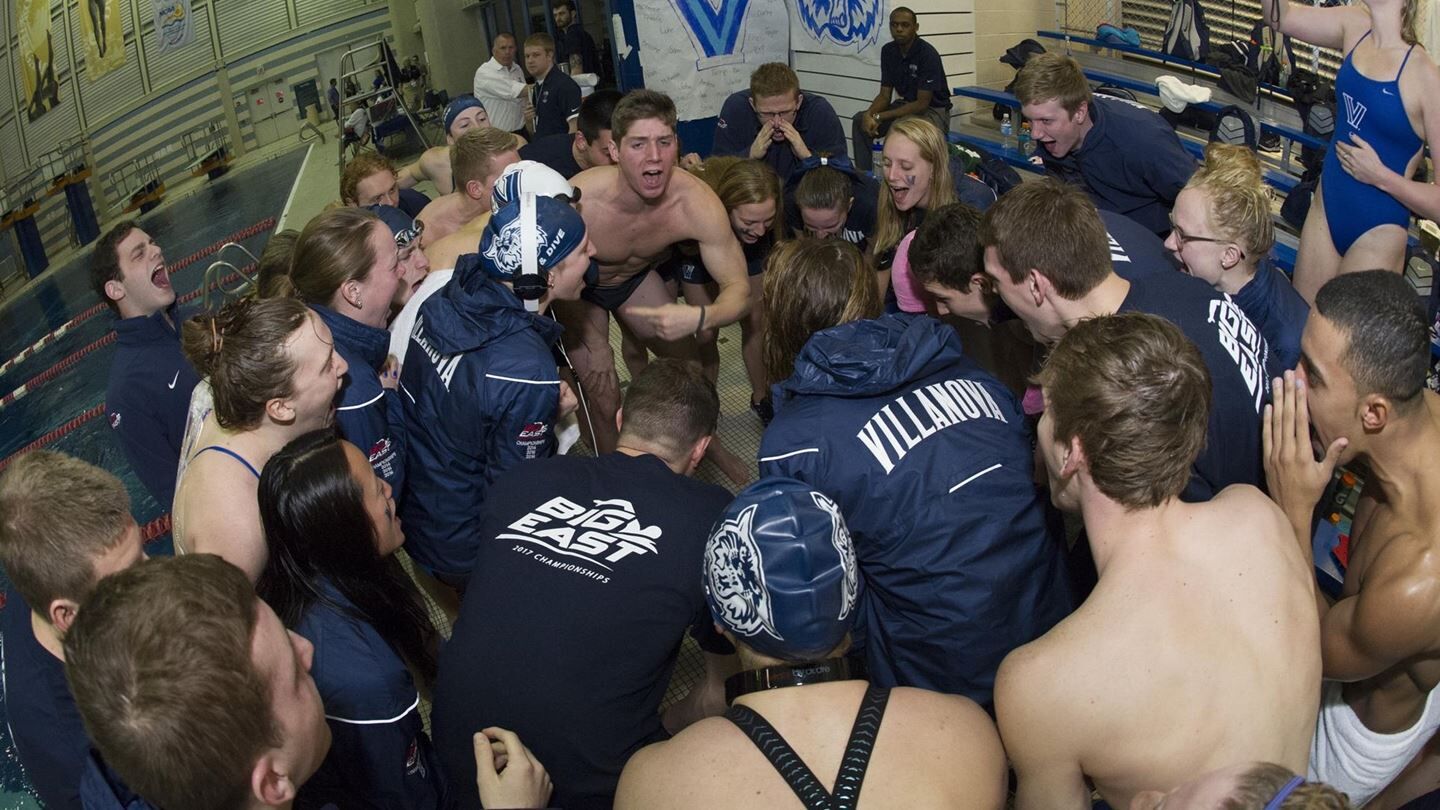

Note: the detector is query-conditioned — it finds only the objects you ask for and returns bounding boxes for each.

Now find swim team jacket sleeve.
[480,364,561,474]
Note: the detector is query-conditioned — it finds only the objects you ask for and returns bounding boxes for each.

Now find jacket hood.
[778,314,965,399]
[311,304,391,370]
[419,254,562,354]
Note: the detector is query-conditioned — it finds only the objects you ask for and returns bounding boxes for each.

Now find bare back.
[1330,392,1440,734]
[999,486,1321,809]
[171,414,266,582]
[425,210,493,272]
[573,166,723,286]
[616,683,1006,810]
[416,193,482,245]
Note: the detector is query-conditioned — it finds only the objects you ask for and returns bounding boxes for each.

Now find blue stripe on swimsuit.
[1320,30,1422,255]
[193,445,260,479]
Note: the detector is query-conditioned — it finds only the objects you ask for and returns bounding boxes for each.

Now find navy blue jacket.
[1119,270,1282,501]
[78,753,151,810]
[398,260,564,579]
[294,582,444,810]
[105,306,199,508]
[3,589,88,810]
[1234,261,1309,373]
[712,90,849,181]
[312,305,406,494]
[1040,96,1196,235]
[758,315,1073,708]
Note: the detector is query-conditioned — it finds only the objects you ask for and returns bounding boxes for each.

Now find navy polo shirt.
[532,69,582,138]
[711,90,849,181]
[557,24,601,75]
[2,589,89,810]
[519,132,583,179]
[880,37,952,110]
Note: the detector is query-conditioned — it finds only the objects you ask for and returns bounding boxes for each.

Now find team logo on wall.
[796,0,882,50]
[668,0,752,67]
[705,504,782,641]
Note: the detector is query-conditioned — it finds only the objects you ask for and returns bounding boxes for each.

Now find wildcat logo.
[797,0,881,50]
[1343,91,1367,130]
[483,216,547,276]
[809,492,857,619]
[500,496,661,571]
[669,0,752,67]
[704,504,782,642]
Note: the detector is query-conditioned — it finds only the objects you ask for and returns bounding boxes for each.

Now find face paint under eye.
[905,175,917,185]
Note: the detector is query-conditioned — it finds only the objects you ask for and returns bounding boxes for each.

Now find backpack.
[1248,23,1295,86]
[1210,104,1259,149]
[1163,0,1211,62]
[1093,84,1140,102]
[950,142,1023,197]
[996,38,1046,120]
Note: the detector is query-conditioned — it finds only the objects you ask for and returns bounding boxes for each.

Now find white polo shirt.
[473,58,528,132]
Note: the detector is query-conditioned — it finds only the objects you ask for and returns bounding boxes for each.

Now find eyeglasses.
[755,108,798,121]
[1168,214,1245,259]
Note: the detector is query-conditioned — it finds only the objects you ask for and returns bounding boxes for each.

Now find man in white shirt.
[473,33,528,135]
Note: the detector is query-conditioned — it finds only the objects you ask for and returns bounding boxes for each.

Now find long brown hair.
[181,297,312,430]
[873,117,956,257]
[763,238,882,384]
[693,156,786,238]
[289,207,381,306]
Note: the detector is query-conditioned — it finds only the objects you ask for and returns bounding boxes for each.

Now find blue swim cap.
[443,94,486,137]
[364,204,423,249]
[704,478,859,661]
[479,195,586,282]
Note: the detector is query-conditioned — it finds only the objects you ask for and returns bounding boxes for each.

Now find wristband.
[694,305,707,337]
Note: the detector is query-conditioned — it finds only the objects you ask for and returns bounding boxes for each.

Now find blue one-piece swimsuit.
[1320,30,1422,254]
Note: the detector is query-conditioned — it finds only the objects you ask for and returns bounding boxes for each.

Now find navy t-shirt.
[1234,260,1309,374]
[1099,208,1177,279]
[432,452,732,810]
[1118,270,1279,501]
[557,23,601,75]
[2,589,89,810]
[880,38,952,109]
[532,70,582,138]
[519,132,583,179]
[710,90,849,181]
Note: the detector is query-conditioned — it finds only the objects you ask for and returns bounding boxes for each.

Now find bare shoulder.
[572,164,619,196]
[1210,484,1290,529]
[887,687,1003,752]
[615,718,736,809]
[671,170,730,235]
[420,145,449,170]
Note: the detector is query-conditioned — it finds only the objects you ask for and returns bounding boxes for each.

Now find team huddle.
[5,0,1440,806]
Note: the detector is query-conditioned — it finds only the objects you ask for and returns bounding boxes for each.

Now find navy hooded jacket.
[758,315,1073,709]
[398,259,564,580]
[105,305,199,508]
[312,305,406,494]
[1039,95,1196,235]
[294,581,444,810]
[1233,260,1309,374]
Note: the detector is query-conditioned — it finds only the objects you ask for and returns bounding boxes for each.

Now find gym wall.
[0,0,390,258]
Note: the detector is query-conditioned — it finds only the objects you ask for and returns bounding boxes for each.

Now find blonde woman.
[1166,143,1309,369]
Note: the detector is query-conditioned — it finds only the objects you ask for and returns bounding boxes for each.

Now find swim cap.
[364,204,423,249]
[443,94,486,137]
[704,478,859,661]
[492,160,579,214]
[479,195,586,282]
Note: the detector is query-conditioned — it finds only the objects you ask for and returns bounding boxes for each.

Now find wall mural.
[634,0,787,121]
[80,0,126,80]
[791,0,886,65]
[17,0,61,121]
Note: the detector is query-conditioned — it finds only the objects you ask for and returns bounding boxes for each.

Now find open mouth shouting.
[639,168,666,193]
[150,260,172,291]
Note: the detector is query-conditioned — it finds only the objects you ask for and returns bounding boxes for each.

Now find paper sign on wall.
[153,0,195,54]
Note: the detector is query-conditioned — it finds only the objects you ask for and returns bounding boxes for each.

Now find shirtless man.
[397,94,524,196]
[996,312,1321,810]
[173,297,347,581]
[1264,269,1440,807]
[615,478,1006,810]
[563,90,750,453]
[415,127,521,246]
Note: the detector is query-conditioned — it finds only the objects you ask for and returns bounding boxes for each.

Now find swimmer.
[1264,271,1440,807]
[415,127,521,245]
[561,90,750,455]
[397,94,526,196]
[174,297,348,581]
[998,313,1321,810]
[1261,0,1440,300]
[341,151,429,216]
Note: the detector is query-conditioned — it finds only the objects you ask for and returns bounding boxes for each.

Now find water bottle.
[1018,121,1033,157]
[1000,113,1013,151]
[870,139,884,178]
